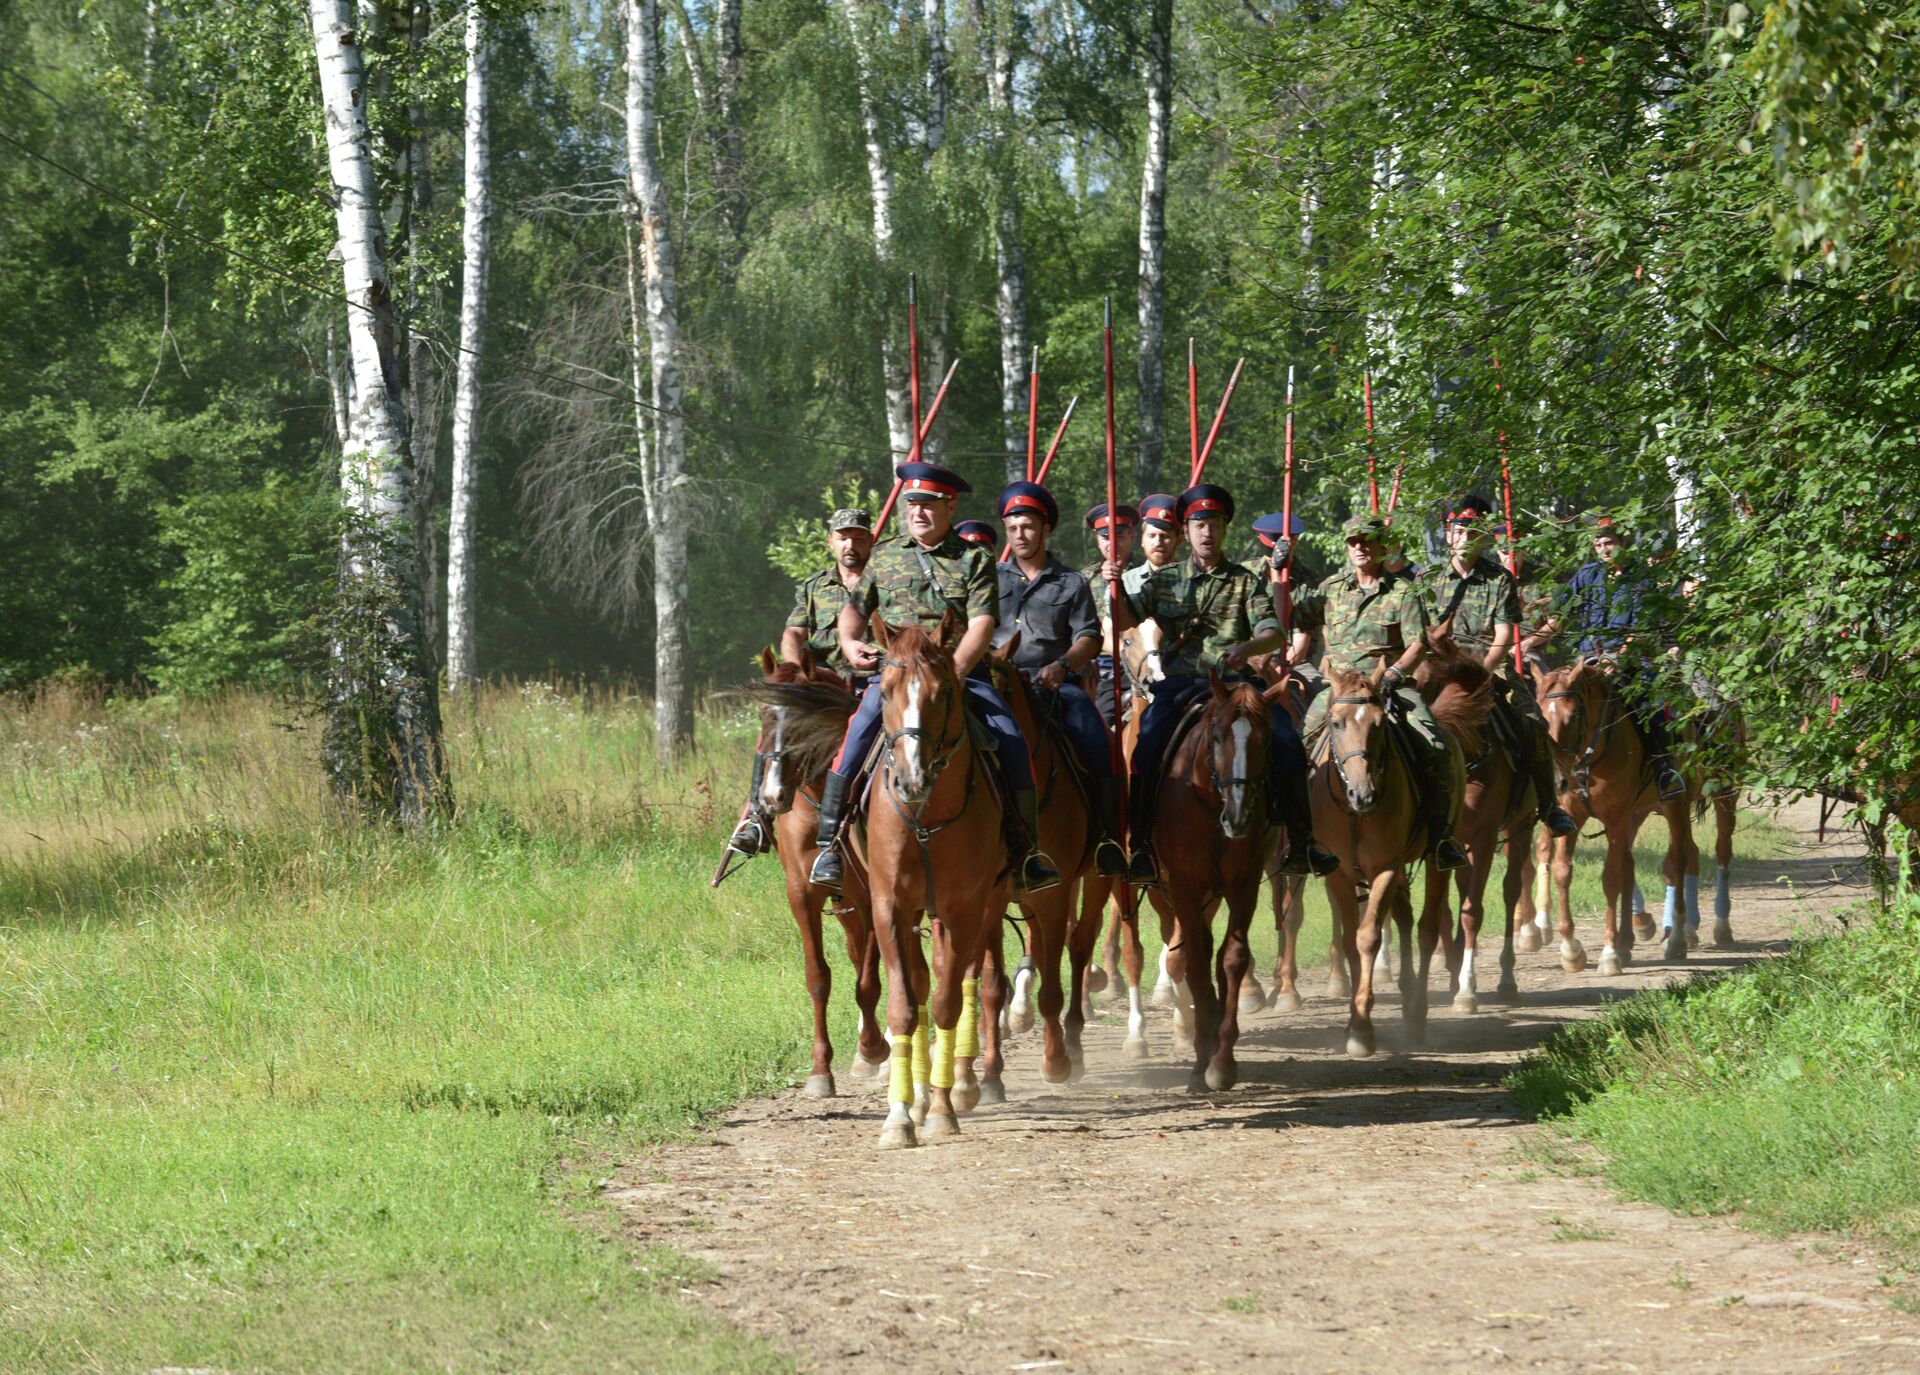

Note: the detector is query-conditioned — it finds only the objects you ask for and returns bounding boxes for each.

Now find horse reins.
[877,656,980,923]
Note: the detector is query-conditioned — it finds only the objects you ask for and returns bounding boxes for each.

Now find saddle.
[846,701,1012,842]
[1138,690,1214,805]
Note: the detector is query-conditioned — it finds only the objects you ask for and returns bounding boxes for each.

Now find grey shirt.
[996,554,1099,671]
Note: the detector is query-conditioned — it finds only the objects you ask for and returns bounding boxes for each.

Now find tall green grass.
[1510,892,1920,1266]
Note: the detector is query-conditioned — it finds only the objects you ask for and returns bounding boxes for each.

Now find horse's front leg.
[1115,885,1151,1060]
[1177,892,1220,1093]
[1711,794,1736,947]
[920,919,964,1141]
[1063,878,1098,1075]
[1661,802,1694,963]
[872,888,921,1149]
[1550,830,1587,972]
[1272,874,1306,1012]
[975,909,1008,1106]
[1208,875,1259,1091]
[1598,834,1632,976]
[1514,823,1546,953]
[1495,829,1527,999]
[1028,886,1074,1084]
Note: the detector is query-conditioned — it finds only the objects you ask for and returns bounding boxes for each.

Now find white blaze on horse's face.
[1220,717,1255,837]
[759,707,787,814]
[895,674,928,798]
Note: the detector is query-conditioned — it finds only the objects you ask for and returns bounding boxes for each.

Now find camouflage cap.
[829,507,873,532]
[1342,513,1390,542]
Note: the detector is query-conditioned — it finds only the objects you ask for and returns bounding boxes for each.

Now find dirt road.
[614,802,1920,1372]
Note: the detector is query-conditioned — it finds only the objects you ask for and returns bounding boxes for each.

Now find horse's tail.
[1427,663,1494,760]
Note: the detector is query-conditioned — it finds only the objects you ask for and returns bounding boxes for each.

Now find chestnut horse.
[1311,665,1479,1055]
[1146,673,1281,1092]
[1413,641,1530,1012]
[1533,660,1697,975]
[743,648,890,1096]
[860,615,1007,1149]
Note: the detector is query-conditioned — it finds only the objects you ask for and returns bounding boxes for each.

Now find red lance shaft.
[1187,338,1201,481]
[1495,355,1525,675]
[1003,396,1080,562]
[873,357,959,533]
[1363,370,1379,514]
[1103,298,1128,875]
[1384,457,1404,526]
[1280,364,1296,645]
[1026,347,1040,481]
[1191,356,1246,484]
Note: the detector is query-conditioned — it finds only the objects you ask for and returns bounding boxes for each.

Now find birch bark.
[1135,0,1172,492]
[445,0,490,689]
[971,0,1029,480]
[627,0,693,766]
[406,0,441,665]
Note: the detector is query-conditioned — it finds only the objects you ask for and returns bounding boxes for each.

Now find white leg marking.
[1010,963,1034,1018]
[759,710,786,812]
[1459,945,1477,996]
[1127,984,1146,1041]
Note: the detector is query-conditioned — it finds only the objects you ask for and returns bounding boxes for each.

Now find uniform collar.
[1186,554,1237,579]
[1005,551,1065,581]
[898,530,961,557]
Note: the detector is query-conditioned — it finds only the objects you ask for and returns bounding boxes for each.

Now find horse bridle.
[1323,692,1383,811]
[1541,677,1613,799]
[878,656,968,807]
[1208,715,1268,835]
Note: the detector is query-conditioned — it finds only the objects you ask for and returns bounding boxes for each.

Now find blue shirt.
[1567,560,1648,656]
[995,555,1099,671]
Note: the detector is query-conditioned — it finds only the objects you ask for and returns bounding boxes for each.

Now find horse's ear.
[1429,615,1455,650]
[1209,668,1229,703]
[795,643,815,677]
[991,626,1022,663]
[759,646,776,676]
[872,617,895,650]
[937,607,963,651]
[1530,661,1548,695]
[1369,662,1389,692]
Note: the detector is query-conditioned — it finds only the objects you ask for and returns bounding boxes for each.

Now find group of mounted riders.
[725,459,1694,897]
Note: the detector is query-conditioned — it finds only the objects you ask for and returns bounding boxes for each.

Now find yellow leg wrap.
[888,1035,914,1105]
[930,1014,956,1090]
[956,978,982,1059]
[912,1004,932,1090]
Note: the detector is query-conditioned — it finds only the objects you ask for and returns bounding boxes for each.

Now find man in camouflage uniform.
[807,462,1062,894]
[1078,501,1144,731]
[1429,493,1577,838]
[1293,513,1470,870]
[725,507,874,860]
[1104,483,1338,885]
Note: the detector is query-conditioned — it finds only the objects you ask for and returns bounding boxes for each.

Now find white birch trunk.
[407,0,441,667]
[310,0,444,820]
[839,0,913,458]
[1135,0,1172,492]
[923,0,948,163]
[445,0,490,689]
[972,0,1028,480]
[716,0,745,244]
[628,0,693,766]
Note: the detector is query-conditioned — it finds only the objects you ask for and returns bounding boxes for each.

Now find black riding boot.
[1093,778,1128,877]
[727,750,772,857]
[1639,709,1688,801]
[1125,780,1160,887]
[1527,725,1579,837]
[1274,775,1340,877]
[1419,746,1471,871]
[806,771,851,891]
[1010,787,1063,892]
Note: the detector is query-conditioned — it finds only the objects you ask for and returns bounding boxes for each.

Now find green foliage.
[1511,869,1920,1262]
[763,477,885,582]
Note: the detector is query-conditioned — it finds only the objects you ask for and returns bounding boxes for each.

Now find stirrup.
[1432,836,1471,872]
[1126,847,1160,888]
[1015,849,1063,893]
[727,816,769,856]
[1656,768,1686,802]
[1542,806,1578,838]
[1094,836,1129,878]
[807,843,845,893]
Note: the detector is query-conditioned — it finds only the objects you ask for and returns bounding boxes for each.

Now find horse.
[741,647,889,1097]
[1532,659,1700,975]
[1310,664,1482,1055]
[1413,638,1530,1012]
[858,613,1008,1148]
[1143,672,1282,1092]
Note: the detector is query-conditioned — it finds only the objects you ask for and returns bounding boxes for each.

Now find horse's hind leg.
[1325,882,1353,1000]
[1597,834,1632,976]
[1514,826,1545,953]
[1495,830,1526,999]
[833,900,889,1081]
[1452,841,1497,1014]
[1028,890,1074,1085]
[1402,878,1434,1048]
[975,916,1008,1106]
[1066,878,1100,1065]
[1208,882,1259,1091]
[793,881,838,1098]
[1271,875,1306,1012]
[1551,831,1588,972]
[1117,887,1151,1060]
[1660,802,1694,963]
[1711,794,1736,946]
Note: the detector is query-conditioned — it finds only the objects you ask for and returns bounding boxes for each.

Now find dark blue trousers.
[1128,676,1310,839]
[1035,679,1115,781]
[829,675,1034,792]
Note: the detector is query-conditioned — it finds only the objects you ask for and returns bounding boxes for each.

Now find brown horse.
[1311,665,1479,1055]
[860,614,1007,1148]
[1533,660,1698,975]
[1146,673,1281,1092]
[744,647,889,1097]
[1413,641,1531,1013]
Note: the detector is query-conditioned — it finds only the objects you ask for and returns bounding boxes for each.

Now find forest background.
[4,0,1918,819]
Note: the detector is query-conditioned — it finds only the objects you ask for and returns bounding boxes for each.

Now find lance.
[1190,356,1246,485]
[1026,346,1040,481]
[1363,370,1379,514]
[1280,363,1297,645]
[1103,298,1128,884]
[1384,457,1404,526]
[1187,338,1201,479]
[1003,395,1082,562]
[872,356,960,533]
[1495,355,1524,675]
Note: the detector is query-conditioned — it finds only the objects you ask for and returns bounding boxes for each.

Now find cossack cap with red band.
[1591,513,1624,536]
[1251,512,1305,548]
[1445,492,1497,526]
[1176,483,1236,524]
[953,520,999,550]
[895,461,972,502]
[1084,502,1141,533]
[996,480,1059,529]
[1138,492,1179,530]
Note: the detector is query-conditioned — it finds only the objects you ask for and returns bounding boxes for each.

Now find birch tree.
[445,0,490,688]
[406,0,442,664]
[1135,0,1172,492]
[309,0,447,821]
[971,0,1029,480]
[628,0,693,765]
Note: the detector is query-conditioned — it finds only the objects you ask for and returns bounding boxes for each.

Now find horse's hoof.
[921,1111,961,1142]
[1597,950,1624,977]
[976,1078,1007,1106]
[1515,923,1544,954]
[1123,1036,1150,1061]
[1494,978,1520,1001]
[1088,967,1109,995]
[1150,981,1177,1010]
[1205,1063,1237,1092]
[1269,988,1303,1013]
[1186,1072,1211,1095]
[1326,973,1352,1000]
[848,1054,886,1081]
[951,1081,981,1114]
[879,1120,919,1150]
[1687,929,1701,950]
[1559,940,1588,974]
[1010,1008,1035,1035]
[1238,987,1266,1016]
[802,1074,835,1099]
[1453,991,1480,1015]
[1041,1056,1072,1085]
[1066,1055,1087,1084]
[1632,912,1657,941]
[1712,921,1735,949]
[1345,1031,1377,1059]
[1664,932,1689,963]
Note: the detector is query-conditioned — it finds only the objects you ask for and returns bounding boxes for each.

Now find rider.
[1292,513,1472,871]
[1429,493,1579,839]
[1104,482,1339,886]
[1543,513,1687,800]
[1251,512,1323,692]
[806,462,1063,894]
[996,481,1129,878]
[725,506,873,859]
[1077,500,1143,731]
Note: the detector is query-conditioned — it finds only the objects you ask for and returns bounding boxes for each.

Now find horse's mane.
[733,673,856,783]
[1324,664,1383,702]
[1412,637,1494,757]
[880,623,951,676]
